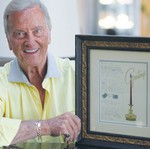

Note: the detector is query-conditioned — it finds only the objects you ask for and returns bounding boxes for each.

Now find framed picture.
[75,35,150,149]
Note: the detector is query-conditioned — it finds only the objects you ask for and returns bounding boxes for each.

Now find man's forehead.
[8,5,46,28]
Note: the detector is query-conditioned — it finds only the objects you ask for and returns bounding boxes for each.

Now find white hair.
[3,0,52,35]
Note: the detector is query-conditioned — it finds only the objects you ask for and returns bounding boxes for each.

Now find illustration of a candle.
[125,73,136,121]
[130,74,132,106]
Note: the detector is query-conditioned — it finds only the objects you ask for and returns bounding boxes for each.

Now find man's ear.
[7,37,12,51]
[48,31,51,44]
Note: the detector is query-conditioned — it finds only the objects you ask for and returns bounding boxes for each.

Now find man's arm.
[11,112,81,145]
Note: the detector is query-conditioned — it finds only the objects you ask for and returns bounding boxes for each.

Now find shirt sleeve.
[0,95,21,147]
[0,117,21,147]
[0,69,21,147]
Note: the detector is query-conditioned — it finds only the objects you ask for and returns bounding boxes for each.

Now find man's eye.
[33,28,44,37]
[14,31,26,39]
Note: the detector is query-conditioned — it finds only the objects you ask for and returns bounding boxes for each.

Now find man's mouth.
[23,49,39,53]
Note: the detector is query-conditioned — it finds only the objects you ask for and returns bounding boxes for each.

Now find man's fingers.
[47,112,81,142]
[61,112,81,142]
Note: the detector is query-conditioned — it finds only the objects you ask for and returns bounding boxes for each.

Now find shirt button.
[35,100,40,104]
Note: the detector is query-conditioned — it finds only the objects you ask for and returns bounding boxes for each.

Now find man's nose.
[24,33,36,46]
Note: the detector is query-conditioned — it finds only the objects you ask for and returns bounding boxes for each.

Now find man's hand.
[47,112,81,142]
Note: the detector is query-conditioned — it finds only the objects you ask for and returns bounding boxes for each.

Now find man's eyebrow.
[31,26,44,30]
[13,29,26,32]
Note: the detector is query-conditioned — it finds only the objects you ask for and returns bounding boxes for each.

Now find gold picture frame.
[75,35,150,148]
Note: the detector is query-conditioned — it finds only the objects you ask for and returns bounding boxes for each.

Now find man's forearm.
[10,112,81,145]
[11,120,48,145]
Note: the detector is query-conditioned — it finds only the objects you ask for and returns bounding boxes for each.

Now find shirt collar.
[8,52,61,84]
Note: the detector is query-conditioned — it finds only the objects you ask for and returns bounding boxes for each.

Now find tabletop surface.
[1,143,108,149]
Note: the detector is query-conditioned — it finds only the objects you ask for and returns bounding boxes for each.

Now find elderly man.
[0,0,80,147]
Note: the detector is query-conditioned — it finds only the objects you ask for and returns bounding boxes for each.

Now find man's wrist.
[35,120,41,140]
